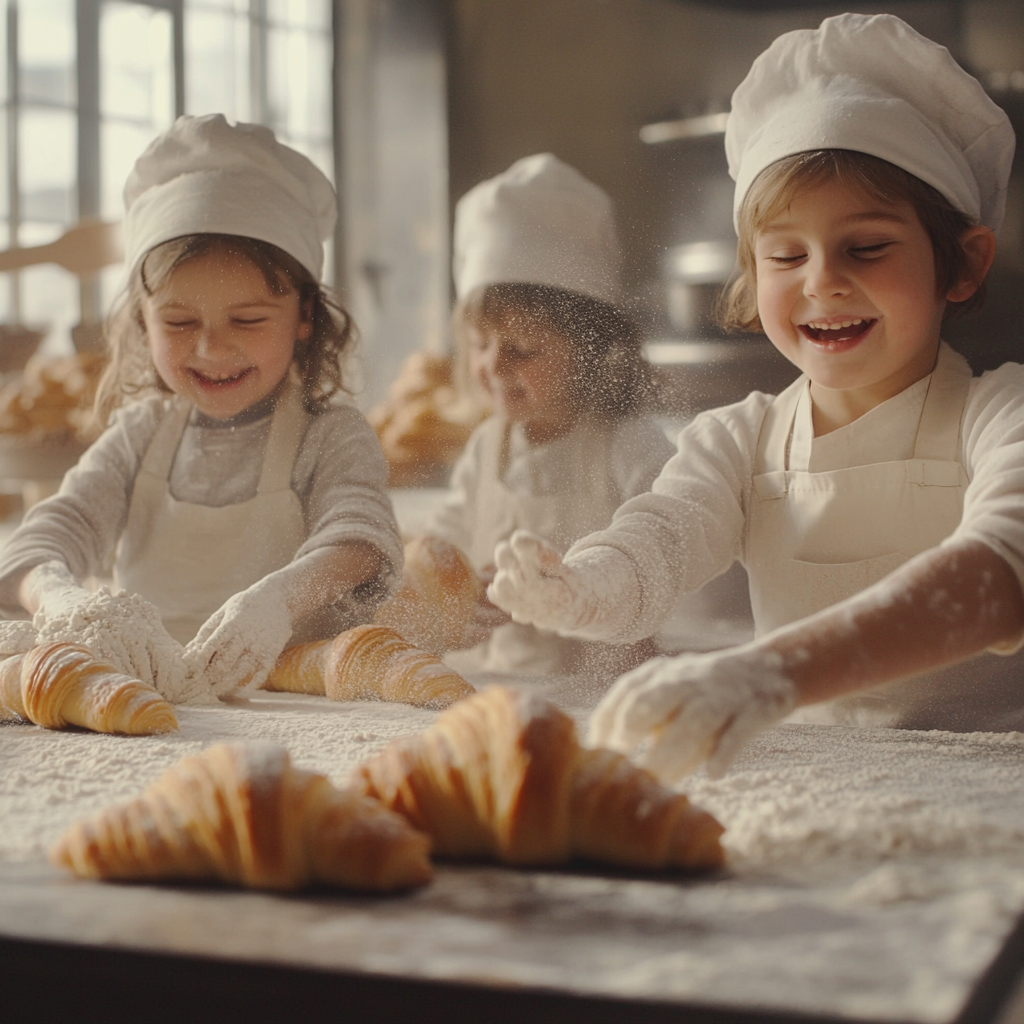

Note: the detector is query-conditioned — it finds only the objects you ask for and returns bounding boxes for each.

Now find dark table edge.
[0,928,984,1024]
[4,904,1024,1024]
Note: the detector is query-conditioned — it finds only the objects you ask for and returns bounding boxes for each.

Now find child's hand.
[488,531,598,634]
[184,580,293,696]
[587,648,798,781]
[27,561,190,702]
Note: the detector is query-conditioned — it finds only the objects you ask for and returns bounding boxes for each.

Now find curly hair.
[453,282,654,419]
[94,234,356,424]
[720,149,985,334]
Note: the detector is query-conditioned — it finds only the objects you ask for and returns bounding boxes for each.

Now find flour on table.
[5,688,1024,1024]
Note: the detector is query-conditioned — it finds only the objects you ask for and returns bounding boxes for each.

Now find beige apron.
[746,343,1024,730]
[459,415,630,676]
[114,376,308,645]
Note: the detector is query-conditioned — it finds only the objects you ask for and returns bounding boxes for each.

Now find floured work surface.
[3,679,1024,1023]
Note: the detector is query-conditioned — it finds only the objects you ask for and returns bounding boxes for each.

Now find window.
[0,0,333,353]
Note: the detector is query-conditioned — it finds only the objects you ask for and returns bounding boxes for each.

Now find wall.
[446,0,969,302]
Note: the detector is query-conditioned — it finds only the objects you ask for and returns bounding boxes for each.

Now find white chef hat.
[123,114,336,281]
[453,153,622,305]
[726,13,1015,232]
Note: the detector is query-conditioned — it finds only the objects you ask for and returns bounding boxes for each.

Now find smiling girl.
[0,115,401,702]
[488,14,1024,776]
[425,154,673,676]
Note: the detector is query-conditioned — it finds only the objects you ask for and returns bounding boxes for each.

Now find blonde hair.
[95,234,356,423]
[720,150,984,334]
[453,282,654,418]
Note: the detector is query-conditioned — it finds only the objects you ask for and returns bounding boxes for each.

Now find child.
[0,115,402,702]
[489,14,1024,775]
[426,153,675,676]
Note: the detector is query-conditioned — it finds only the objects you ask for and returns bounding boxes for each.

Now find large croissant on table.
[0,641,177,734]
[264,624,475,710]
[353,686,725,871]
[51,742,433,892]
[374,536,483,654]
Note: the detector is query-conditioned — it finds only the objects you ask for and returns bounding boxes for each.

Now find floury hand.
[488,531,599,635]
[26,560,191,702]
[184,579,293,696]
[588,647,799,781]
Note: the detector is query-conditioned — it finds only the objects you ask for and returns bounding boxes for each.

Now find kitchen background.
[0,1,1020,409]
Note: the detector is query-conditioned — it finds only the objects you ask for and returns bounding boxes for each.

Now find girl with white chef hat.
[0,114,402,702]
[489,13,1024,775]
[425,153,674,676]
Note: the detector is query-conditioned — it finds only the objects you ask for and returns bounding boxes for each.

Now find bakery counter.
[4,681,1024,1024]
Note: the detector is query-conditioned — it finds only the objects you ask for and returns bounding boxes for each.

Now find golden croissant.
[374,536,482,653]
[354,686,725,871]
[51,742,433,892]
[0,641,177,734]
[264,624,474,710]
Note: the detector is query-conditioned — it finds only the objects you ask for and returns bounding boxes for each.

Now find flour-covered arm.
[489,397,765,644]
[292,401,404,604]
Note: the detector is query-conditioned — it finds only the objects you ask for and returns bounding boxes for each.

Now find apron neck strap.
[257,370,309,494]
[913,342,972,461]
[755,374,808,475]
[140,397,192,479]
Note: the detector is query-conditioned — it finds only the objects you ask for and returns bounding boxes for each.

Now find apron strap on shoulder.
[913,343,972,462]
[754,375,807,475]
[139,398,191,478]
[258,371,310,494]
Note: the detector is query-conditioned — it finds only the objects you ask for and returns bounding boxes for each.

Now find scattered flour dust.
[33,586,212,705]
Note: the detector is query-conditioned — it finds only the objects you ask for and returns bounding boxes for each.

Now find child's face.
[143,250,311,420]
[754,178,946,410]
[467,320,577,443]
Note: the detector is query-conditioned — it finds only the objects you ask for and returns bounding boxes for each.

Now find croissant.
[374,536,483,653]
[354,686,725,871]
[0,641,177,734]
[51,742,433,892]
[264,624,475,710]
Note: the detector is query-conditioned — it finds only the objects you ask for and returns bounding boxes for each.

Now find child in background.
[490,14,1024,774]
[0,115,402,702]
[427,154,675,676]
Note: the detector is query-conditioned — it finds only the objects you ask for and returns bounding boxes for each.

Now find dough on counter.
[354,685,725,870]
[0,640,177,734]
[51,741,433,892]
[264,623,475,710]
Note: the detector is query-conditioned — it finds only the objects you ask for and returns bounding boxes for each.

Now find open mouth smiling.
[799,318,877,344]
[189,367,254,387]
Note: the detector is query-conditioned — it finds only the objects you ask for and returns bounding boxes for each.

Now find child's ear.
[947,226,997,303]
[297,297,314,341]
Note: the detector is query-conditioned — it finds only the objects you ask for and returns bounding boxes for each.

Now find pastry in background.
[0,351,104,441]
[354,685,725,871]
[0,640,177,734]
[263,623,475,709]
[51,741,433,891]
[374,536,482,654]
[368,351,488,487]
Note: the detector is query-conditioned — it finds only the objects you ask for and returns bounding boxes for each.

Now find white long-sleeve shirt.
[0,392,403,621]
[430,415,676,563]
[570,359,1024,644]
